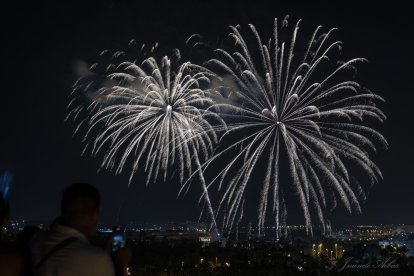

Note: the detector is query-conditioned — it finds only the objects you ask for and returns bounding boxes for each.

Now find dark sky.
[1,0,413,227]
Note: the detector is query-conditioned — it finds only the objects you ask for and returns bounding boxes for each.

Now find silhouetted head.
[61,183,100,238]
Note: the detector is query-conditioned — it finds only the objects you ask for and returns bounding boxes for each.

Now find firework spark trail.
[201,17,387,237]
[68,46,226,232]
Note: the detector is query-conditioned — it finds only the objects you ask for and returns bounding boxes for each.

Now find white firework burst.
[68,45,225,230]
[200,18,387,237]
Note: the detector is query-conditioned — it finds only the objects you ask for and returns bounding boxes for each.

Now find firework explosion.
[198,18,387,237]
[68,44,225,230]
[68,17,386,238]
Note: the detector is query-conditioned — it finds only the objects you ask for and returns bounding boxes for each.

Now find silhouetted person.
[0,192,24,276]
[30,183,131,276]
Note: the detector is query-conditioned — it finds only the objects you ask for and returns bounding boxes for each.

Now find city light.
[3,220,414,273]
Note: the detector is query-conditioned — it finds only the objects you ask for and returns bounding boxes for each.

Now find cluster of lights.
[196,257,230,268]
[311,243,344,260]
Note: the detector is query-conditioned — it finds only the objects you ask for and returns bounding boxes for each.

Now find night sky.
[1,1,413,227]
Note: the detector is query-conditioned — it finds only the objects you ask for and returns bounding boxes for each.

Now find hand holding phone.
[112,225,125,252]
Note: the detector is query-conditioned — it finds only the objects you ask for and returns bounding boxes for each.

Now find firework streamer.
[0,170,13,201]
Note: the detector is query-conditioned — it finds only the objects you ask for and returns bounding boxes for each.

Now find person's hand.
[113,246,132,275]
